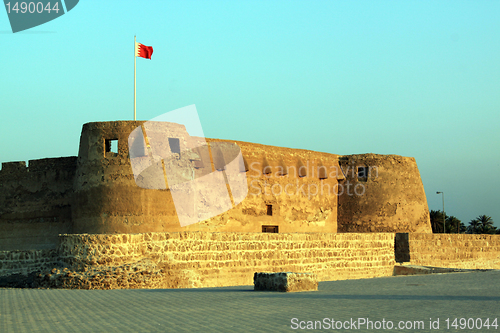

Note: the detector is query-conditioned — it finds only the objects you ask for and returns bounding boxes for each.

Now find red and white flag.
[135,42,153,59]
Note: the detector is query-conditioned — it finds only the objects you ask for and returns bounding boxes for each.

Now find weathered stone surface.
[1,232,500,290]
[0,232,396,289]
[254,272,318,292]
[398,233,500,269]
[337,154,430,233]
[0,158,75,251]
[1,121,432,252]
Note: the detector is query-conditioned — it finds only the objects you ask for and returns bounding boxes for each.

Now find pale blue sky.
[1,0,499,227]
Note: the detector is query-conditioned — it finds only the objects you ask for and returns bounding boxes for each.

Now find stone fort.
[0,121,498,289]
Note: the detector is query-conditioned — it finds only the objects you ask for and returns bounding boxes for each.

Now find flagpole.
[134,35,137,121]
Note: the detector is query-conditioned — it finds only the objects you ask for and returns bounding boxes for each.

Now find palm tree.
[466,218,482,234]
[446,216,464,233]
[430,210,445,233]
[477,215,496,234]
[467,215,496,234]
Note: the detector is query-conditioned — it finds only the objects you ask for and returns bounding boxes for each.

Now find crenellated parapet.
[0,157,77,250]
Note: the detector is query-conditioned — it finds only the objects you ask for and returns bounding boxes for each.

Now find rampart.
[2,122,497,290]
[0,249,59,276]
[1,232,499,289]
[0,232,396,289]
[395,233,500,269]
[0,157,76,251]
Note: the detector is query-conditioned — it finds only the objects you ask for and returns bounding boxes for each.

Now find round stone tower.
[337,154,431,233]
[72,121,185,233]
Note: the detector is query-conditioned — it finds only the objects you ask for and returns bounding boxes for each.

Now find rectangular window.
[358,166,368,182]
[262,225,279,233]
[266,204,273,216]
[168,138,181,154]
[105,139,118,155]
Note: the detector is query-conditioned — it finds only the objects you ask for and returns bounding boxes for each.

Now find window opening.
[262,225,279,233]
[266,204,273,216]
[278,158,287,176]
[358,166,368,182]
[297,159,307,177]
[212,146,226,171]
[168,138,181,154]
[262,157,272,175]
[318,161,328,180]
[105,139,118,155]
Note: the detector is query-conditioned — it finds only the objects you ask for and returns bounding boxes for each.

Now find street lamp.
[436,192,445,233]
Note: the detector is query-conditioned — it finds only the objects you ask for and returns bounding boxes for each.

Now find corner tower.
[72,121,186,233]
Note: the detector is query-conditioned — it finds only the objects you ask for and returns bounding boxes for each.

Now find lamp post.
[436,192,445,233]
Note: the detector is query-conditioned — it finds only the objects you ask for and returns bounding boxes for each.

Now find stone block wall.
[1,232,395,289]
[72,122,341,235]
[0,249,59,276]
[2,232,500,290]
[227,139,341,234]
[0,157,76,251]
[338,154,431,233]
[396,233,500,269]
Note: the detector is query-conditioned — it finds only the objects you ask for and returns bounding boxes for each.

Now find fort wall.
[2,232,499,289]
[0,157,76,250]
[72,122,343,235]
[0,249,59,277]
[71,121,180,234]
[0,232,396,289]
[395,233,500,269]
[211,139,341,234]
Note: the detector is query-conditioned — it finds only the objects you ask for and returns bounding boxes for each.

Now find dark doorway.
[262,225,279,233]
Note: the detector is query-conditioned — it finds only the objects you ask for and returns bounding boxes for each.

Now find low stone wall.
[0,232,396,289]
[396,233,500,269]
[3,232,499,290]
[54,232,396,289]
[0,249,60,276]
